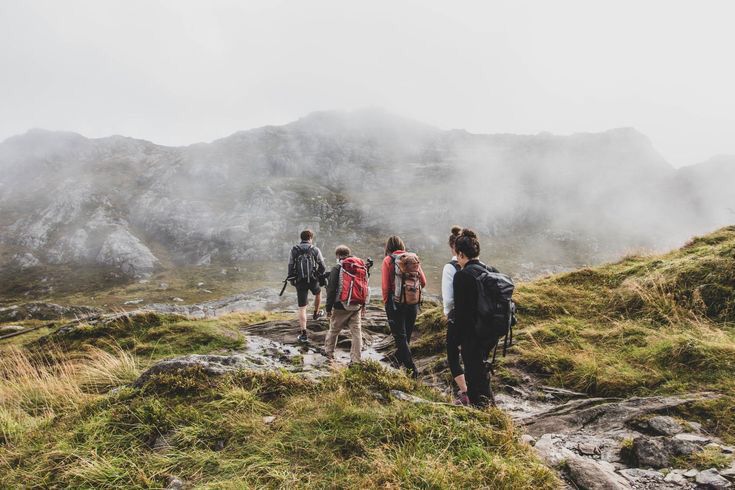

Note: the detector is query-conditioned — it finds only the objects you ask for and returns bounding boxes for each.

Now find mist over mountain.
[1,109,733,280]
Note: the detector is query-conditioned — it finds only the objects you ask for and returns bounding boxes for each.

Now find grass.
[414,226,735,443]
[0,360,558,488]
[26,311,287,361]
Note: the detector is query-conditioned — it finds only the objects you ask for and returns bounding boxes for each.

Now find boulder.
[695,469,732,489]
[565,456,632,490]
[647,415,685,436]
[632,437,671,469]
[134,354,261,387]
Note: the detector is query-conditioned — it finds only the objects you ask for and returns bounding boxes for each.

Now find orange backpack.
[391,252,422,305]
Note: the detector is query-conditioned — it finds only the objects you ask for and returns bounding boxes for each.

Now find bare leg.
[455,374,468,393]
[298,306,307,330]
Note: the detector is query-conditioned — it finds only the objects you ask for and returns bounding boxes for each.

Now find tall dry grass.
[0,343,139,442]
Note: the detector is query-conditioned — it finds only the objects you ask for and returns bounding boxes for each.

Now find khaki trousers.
[324,308,362,363]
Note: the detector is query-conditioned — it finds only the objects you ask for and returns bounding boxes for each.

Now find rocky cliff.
[1,110,733,279]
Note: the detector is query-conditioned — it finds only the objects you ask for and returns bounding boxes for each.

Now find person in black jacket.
[287,229,327,342]
[324,245,364,364]
[452,228,499,407]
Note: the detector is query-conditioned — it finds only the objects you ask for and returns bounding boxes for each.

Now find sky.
[1,0,734,167]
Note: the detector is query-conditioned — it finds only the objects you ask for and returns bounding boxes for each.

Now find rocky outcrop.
[144,288,294,318]
[0,302,100,322]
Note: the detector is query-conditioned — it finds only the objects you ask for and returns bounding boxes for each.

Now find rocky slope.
[1,110,734,282]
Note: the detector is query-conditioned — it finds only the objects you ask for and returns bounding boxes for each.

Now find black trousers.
[385,300,418,372]
[460,334,497,407]
[446,312,464,378]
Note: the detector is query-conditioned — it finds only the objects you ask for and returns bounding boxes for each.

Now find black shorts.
[296,281,321,307]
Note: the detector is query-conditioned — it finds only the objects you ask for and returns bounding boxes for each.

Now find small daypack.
[391,252,422,305]
[466,263,517,363]
[337,257,370,309]
[293,245,316,285]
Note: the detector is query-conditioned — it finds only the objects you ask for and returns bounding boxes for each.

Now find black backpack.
[293,245,316,285]
[466,262,517,364]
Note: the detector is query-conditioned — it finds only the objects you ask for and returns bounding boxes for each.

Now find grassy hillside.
[0,313,557,488]
[417,225,735,442]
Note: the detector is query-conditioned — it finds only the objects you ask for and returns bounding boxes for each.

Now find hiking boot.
[297,330,308,343]
[453,390,470,406]
[312,310,325,321]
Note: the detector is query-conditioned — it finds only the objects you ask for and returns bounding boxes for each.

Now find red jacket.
[381,250,427,303]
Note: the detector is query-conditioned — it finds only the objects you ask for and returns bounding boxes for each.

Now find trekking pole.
[279,277,294,296]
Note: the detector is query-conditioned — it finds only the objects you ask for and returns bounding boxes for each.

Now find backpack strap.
[449,259,460,272]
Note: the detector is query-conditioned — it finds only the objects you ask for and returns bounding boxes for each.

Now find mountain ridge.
[1,110,733,286]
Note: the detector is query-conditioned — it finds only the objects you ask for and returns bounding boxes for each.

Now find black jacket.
[453,259,499,340]
[325,257,351,313]
[287,241,326,280]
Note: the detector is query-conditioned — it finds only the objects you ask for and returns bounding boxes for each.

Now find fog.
[1,2,735,283]
[2,0,735,167]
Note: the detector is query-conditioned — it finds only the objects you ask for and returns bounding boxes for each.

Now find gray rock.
[671,438,704,457]
[633,436,671,468]
[123,299,144,305]
[390,390,431,404]
[695,469,732,489]
[685,469,699,478]
[665,470,687,485]
[648,416,685,436]
[578,442,601,456]
[675,433,711,444]
[0,302,100,321]
[618,468,665,486]
[12,252,40,269]
[166,476,186,490]
[566,456,632,489]
[721,464,735,478]
[524,394,721,438]
[0,325,25,333]
[533,434,576,467]
[133,353,271,387]
[520,434,536,446]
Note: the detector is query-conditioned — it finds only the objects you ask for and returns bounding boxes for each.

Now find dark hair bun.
[450,225,462,236]
[460,228,477,239]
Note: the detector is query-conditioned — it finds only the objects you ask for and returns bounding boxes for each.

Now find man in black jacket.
[288,229,327,342]
[324,245,364,364]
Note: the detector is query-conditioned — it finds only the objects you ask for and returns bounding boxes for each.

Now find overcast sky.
[1,0,734,166]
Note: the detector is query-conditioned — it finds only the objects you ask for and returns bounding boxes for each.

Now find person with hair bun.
[442,226,469,405]
[452,228,500,407]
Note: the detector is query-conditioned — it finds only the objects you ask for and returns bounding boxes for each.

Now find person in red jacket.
[381,235,427,378]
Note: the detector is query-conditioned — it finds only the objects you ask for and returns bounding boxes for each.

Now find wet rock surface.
[143,288,295,318]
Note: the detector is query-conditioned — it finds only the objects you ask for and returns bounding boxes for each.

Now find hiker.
[381,235,426,378]
[452,228,502,407]
[442,226,470,405]
[324,245,369,365]
[287,229,327,342]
